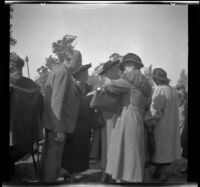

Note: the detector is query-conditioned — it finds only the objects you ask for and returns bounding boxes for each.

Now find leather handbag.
[89,108,105,129]
[90,90,120,113]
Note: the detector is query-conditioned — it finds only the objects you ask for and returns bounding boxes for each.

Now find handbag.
[89,108,106,129]
[90,90,120,113]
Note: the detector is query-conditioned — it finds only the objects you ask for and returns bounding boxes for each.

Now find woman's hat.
[119,53,144,70]
[73,63,92,76]
[10,52,24,68]
[99,60,120,75]
[152,68,171,83]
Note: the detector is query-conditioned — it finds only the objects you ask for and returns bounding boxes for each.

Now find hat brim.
[119,60,144,71]
[73,63,91,76]
[99,60,120,75]
[152,76,171,82]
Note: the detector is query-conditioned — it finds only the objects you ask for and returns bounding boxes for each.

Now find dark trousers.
[40,129,66,182]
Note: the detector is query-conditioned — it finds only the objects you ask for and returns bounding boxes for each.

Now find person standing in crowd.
[145,68,181,182]
[176,84,187,135]
[180,89,187,173]
[89,61,121,165]
[98,60,121,182]
[61,63,92,180]
[104,53,152,183]
[10,53,44,178]
[175,84,188,173]
[176,83,187,173]
[41,50,82,182]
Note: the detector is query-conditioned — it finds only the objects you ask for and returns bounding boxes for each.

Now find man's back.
[42,63,81,133]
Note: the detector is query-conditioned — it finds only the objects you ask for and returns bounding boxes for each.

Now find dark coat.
[10,76,44,146]
[62,93,94,173]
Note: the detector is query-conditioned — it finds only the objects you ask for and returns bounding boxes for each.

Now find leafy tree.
[35,66,49,95]
[52,34,77,63]
[45,55,59,71]
[143,64,154,86]
[10,5,17,47]
[177,69,188,89]
[35,34,77,94]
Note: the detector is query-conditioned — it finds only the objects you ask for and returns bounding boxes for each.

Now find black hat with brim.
[99,60,120,75]
[152,68,171,83]
[73,63,92,76]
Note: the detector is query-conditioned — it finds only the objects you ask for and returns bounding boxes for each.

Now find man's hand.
[54,132,66,143]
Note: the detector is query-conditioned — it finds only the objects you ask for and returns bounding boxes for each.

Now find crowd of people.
[9,50,188,183]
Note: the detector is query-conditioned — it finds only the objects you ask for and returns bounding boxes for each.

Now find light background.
[11,4,188,86]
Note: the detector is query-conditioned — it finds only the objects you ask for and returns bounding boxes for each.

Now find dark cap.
[10,52,25,69]
[73,63,92,76]
[119,53,144,71]
[152,68,171,83]
[99,60,120,75]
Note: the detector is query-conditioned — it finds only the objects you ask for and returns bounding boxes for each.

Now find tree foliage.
[45,55,59,71]
[143,64,154,86]
[10,5,17,47]
[52,34,77,63]
[177,69,188,89]
[35,35,77,93]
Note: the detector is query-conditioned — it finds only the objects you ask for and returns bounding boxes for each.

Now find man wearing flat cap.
[10,52,44,178]
[145,68,181,182]
[41,50,84,181]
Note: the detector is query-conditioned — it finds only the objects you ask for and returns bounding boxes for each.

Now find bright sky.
[11,4,188,86]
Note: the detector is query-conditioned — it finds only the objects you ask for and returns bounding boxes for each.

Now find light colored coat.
[101,111,115,169]
[105,70,152,182]
[145,85,181,163]
[42,63,80,133]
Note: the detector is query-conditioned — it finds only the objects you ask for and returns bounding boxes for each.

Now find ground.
[8,153,187,184]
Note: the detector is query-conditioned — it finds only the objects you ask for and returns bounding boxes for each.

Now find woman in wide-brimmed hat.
[104,53,152,182]
[89,59,121,183]
[145,68,181,182]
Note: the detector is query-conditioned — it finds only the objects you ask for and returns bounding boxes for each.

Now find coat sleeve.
[104,78,131,96]
[144,86,166,126]
[51,69,70,131]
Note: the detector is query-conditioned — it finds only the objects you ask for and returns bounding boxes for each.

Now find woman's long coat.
[105,70,152,182]
[145,85,181,163]
[101,111,115,169]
